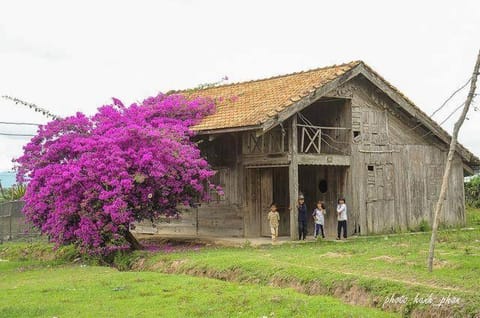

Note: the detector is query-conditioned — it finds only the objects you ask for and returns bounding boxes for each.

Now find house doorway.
[245,167,290,237]
[298,165,348,238]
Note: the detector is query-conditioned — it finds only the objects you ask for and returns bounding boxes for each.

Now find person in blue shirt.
[297,194,307,240]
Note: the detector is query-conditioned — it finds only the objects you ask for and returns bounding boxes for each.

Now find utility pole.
[428,50,480,272]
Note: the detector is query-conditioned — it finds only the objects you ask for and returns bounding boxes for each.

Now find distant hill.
[0,171,17,188]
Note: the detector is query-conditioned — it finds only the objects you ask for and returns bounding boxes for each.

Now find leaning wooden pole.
[427,50,480,272]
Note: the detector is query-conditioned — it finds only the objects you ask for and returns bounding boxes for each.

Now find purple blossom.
[15,93,220,256]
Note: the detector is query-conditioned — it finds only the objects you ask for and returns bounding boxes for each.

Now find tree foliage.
[15,94,220,255]
[465,175,480,208]
[0,183,26,202]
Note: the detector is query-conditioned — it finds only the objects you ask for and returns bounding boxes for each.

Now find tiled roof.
[173,60,478,166]
[182,61,361,131]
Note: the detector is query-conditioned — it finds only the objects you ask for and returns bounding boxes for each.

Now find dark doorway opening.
[246,167,290,237]
[298,165,348,238]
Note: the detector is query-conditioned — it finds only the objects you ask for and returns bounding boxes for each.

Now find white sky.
[0,0,479,171]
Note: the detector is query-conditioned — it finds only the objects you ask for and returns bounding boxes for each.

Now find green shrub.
[465,175,480,208]
[466,207,480,227]
[417,219,431,232]
[0,183,26,202]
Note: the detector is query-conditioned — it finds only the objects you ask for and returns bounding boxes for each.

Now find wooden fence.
[0,201,38,242]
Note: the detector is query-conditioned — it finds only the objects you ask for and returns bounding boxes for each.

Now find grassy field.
[128,208,480,316]
[1,208,479,317]
[0,259,395,317]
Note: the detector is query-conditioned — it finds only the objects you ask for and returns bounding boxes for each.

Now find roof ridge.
[172,60,363,94]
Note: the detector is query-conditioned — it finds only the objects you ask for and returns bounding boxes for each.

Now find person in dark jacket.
[297,194,307,240]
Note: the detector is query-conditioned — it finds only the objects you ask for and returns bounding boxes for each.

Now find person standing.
[313,201,326,239]
[267,203,280,243]
[336,198,348,240]
[297,194,307,240]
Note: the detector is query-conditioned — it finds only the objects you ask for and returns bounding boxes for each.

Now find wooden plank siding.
[347,77,466,235]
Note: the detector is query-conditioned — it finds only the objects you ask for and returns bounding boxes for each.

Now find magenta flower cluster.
[15,94,220,255]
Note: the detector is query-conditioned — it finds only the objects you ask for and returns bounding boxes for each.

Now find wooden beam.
[245,164,290,169]
[463,163,474,176]
[297,124,350,130]
[289,115,299,240]
[297,154,351,166]
[194,125,262,135]
[242,154,290,167]
[303,128,321,153]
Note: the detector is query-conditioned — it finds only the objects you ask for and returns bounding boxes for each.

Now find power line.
[421,100,474,139]
[1,95,59,120]
[0,121,41,126]
[406,121,424,132]
[439,102,466,125]
[406,77,472,133]
[430,77,471,117]
[0,132,35,137]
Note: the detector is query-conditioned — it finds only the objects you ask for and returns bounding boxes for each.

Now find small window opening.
[318,179,328,193]
[353,130,361,143]
[367,165,374,171]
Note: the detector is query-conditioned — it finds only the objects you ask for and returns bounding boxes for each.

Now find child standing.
[267,203,280,243]
[312,201,326,239]
[297,194,307,240]
[336,198,348,240]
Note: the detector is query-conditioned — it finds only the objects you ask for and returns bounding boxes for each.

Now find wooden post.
[289,114,299,240]
[318,128,322,154]
[195,205,199,236]
[427,50,480,272]
[9,208,12,240]
[300,126,305,153]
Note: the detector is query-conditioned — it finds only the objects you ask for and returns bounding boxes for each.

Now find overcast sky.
[0,0,479,171]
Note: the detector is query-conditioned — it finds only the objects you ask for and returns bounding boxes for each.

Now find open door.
[245,167,290,237]
[272,167,290,236]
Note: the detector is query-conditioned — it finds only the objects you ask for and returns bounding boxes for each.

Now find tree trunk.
[428,50,480,272]
[125,230,143,250]
[0,181,6,199]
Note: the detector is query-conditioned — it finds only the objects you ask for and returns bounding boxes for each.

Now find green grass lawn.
[131,208,480,316]
[1,208,479,317]
[0,260,396,318]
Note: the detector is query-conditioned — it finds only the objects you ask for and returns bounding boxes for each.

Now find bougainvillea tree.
[15,94,221,255]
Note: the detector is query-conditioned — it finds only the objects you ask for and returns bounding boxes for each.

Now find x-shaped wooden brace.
[250,132,263,152]
[302,127,321,153]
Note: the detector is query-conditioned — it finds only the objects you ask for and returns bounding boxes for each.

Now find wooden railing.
[298,124,351,155]
[244,127,288,154]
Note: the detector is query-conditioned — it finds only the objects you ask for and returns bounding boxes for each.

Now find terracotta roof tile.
[180,61,361,131]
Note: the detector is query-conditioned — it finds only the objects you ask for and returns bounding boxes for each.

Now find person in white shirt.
[336,198,348,240]
[312,201,326,239]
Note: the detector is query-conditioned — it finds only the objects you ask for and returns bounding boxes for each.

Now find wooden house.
[135,61,479,239]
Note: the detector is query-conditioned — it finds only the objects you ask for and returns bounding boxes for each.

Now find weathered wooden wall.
[340,76,466,234]
[135,134,244,237]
